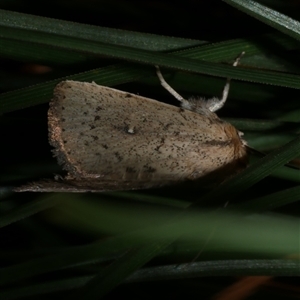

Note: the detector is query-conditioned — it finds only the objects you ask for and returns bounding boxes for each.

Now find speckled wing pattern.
[16,80,247,192]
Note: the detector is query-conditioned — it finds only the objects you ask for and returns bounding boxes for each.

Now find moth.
[16,53,248,192]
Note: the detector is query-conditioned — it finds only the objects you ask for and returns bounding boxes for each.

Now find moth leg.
[207,51,245,112]
[155,65,190,107]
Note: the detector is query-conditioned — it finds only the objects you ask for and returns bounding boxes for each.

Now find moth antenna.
[155,65,190,107]
[208,51,245,112]
[155,52,245,113]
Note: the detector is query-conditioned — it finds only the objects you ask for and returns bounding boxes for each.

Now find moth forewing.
[48,81,247,185]
[16,54,248,192]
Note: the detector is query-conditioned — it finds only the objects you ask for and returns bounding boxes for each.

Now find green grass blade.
[126,259,300,280]
[0,63,149,113]
[232,185,300,211]
[1,9,300,114]
[0,195,60,228]
[2,24,299,87]
[0,9,200,51]
[80,243,171,299]
[223,0,300,40]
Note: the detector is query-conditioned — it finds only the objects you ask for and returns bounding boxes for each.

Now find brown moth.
[16,53,248,192]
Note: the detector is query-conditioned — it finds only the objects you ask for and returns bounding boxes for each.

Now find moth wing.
[14,178,160,193]
[49,81,245,185]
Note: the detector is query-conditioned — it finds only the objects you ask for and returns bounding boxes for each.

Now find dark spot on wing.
[204,140,231,147]
[114,152,123,162]
[163,123,173,130]
[143,165,156,173]
[126,167,136,173]
[154,138,165,152]
[179,109,188,121]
